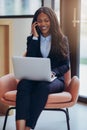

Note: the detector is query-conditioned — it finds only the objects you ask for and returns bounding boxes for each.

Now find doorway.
[0,25,9,76]
[0,20,13,77]
[0,20,13,114]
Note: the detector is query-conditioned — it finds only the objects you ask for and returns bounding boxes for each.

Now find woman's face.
[37,12,51,37]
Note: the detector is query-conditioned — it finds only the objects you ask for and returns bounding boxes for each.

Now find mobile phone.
[35,25,41,34]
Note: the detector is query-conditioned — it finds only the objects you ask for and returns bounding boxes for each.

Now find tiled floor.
[0,102,87,130]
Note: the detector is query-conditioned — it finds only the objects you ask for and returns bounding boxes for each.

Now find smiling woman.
[37,12,51,37]
[14,6,70,130]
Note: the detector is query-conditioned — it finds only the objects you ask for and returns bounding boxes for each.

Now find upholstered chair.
[0,69,79,130]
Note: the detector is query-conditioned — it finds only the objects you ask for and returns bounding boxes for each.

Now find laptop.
[12,56,57,82]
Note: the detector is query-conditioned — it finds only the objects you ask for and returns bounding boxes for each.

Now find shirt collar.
[41,34,51,42]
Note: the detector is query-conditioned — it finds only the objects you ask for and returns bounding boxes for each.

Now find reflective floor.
[0,102,87,130]
[79,64,87,97]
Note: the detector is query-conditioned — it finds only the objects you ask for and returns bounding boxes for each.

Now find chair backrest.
[64,69,71,88]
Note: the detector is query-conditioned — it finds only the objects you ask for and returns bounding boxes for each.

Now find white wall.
[12,18,32,56]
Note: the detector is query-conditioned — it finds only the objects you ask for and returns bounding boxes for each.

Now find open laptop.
[12,56,57,82]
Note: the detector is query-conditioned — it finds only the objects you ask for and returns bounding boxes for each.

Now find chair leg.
[2,107,16,130]
[66,108,70,120]
[65,108,70,130]
[44,108,70,130]
[58,108,70,130]
[3,107,70,130]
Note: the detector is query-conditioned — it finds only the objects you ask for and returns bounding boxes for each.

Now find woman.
[16,7,70,130]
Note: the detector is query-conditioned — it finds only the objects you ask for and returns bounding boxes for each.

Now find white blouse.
[40,35,51,58]
[33,35,51,58]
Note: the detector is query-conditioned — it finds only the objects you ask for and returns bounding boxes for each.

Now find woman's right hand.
[31,22,39,37]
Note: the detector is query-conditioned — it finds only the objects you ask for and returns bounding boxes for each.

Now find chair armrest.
[0,74,18,99]
[65,76,80,103]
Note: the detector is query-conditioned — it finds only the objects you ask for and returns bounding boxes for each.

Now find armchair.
[0,70,79,130]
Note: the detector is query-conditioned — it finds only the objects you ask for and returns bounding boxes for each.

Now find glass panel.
[54,0,60,22]
[0,0,41,16]
[80,0,87,97]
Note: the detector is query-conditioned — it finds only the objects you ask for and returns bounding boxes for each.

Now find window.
[79,0,87,99]
[54,0,60,21]
[0,0,42,17]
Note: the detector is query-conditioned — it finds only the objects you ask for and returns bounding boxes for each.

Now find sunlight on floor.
[79,64,87,96]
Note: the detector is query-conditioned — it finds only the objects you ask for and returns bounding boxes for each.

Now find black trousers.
[16,78,64,129]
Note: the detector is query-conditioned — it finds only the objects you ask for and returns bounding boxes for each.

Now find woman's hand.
[51,71,56,78]
[31,22,39,37]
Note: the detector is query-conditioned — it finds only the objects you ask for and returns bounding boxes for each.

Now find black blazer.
[26,35,70,81]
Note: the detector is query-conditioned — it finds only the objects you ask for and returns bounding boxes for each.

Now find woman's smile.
[37,12,51,37]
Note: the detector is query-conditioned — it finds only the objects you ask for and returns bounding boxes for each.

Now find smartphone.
[35,25,41,35]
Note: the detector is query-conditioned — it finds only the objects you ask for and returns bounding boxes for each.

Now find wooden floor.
[0,102,87,130]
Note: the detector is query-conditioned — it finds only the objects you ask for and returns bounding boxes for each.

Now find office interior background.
[0,0,87,129]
